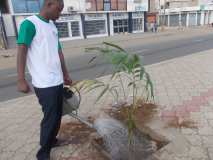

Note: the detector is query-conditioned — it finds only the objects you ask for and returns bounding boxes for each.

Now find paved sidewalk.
[1,49,213,159]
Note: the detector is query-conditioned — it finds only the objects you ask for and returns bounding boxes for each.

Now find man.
[16,0,71,159]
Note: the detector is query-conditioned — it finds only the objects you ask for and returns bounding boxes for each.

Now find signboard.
[112,13,128,19]
[85,14,105,20]
[127,0,148,12]
[206,0,213,5]
[135,4,148,11]
[132,12,144,18]
[58,14,80,21]
[199,0,213,7]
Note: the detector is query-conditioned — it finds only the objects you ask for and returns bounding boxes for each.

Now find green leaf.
[103,42,126,52]
[88,56,97,64]
[109,86,119,101]
[128,82,135,87]
[85,83,105,93]
[110,71,118,80]
[145,73,154,99]
[95,84,110,103]
[82,80,102,91]
[140,67,145,80]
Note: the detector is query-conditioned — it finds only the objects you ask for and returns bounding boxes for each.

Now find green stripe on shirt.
[17,20,36,47]
[17,16,62,51]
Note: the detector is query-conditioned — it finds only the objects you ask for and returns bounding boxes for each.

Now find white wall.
[63,0,86,13]
[2,14,15,37]
[199,0,213,5]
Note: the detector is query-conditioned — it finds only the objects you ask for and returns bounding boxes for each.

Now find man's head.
[41,0,64,21]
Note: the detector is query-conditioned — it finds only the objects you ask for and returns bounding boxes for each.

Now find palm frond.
[95,84,110,103]
[103,42,127,52]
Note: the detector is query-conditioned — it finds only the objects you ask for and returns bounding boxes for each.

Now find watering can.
[62,86,93,128]
[62,86,80,116]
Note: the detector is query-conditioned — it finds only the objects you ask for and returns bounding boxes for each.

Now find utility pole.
[158,0,161,27]
[0,11,7,49]
[159,0,166,31]
[163,1,166,31]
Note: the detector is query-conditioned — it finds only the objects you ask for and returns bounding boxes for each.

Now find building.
[159,0,213,27]
[0,0,149,45]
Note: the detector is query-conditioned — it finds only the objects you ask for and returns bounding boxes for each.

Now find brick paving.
[1,48,213,159]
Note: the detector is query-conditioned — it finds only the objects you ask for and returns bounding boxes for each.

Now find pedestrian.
[151,22,154,32]
[16,0,72,160]
[154,21,158,33]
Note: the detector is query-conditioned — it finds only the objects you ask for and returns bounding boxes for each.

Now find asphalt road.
[1,33,213,102]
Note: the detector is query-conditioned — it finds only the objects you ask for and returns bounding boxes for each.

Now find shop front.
[110,12,129,35]
[56,14,83,41]
[84,13,108,38]
[132,12,144,33]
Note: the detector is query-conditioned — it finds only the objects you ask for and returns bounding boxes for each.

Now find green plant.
[82,42,154,143]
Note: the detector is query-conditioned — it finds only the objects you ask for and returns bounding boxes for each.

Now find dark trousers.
[34,84,63,160]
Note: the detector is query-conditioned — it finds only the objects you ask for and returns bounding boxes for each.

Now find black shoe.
[37,155,50,160]
[36,151,50,160]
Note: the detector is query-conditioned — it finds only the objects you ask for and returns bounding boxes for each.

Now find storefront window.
[181,13,187,26]
[55,22,69,38]
[113,19,128,33]
[85,20,106,36]
[71,21,80,37]
[133,18,143,31]
[188,13,196,26]
[12,0,43,13]
[170,14,179,27]
[197,12,201,26]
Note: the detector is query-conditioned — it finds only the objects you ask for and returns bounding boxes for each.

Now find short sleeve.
[58,40,62,51]
[17,20,36,47]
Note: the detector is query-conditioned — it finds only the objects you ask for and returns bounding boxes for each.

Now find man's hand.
[59,51,72,85]
[64,74,72,85]
[17,45,29,93]
[17,79,31,93]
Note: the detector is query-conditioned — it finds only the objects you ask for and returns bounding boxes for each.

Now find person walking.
[16,0,72,159]
[154,21,158,33]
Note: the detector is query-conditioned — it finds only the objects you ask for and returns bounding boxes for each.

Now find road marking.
[133,49,149,54]
[6,72,29,78]
[193,39,204,42]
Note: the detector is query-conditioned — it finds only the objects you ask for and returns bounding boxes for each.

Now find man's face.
[48,1,64,21]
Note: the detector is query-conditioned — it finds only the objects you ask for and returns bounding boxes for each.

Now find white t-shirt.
[17,15,64,88]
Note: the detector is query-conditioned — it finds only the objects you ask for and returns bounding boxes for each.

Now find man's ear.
[46,0,53,7]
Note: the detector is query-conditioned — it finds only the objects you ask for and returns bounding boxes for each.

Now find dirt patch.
[164,116,197,129]
[108,102,158,126]
[59,121,96,145]
[106,102,168,150]
[61,143,108,160]
[58,121,108,160]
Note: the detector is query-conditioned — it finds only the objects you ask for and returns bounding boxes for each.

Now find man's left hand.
[64,74,72,85]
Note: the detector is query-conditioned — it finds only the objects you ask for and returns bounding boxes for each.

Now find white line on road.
[193,39,204,42]
[6,72,29,78]
[133,49,149,54]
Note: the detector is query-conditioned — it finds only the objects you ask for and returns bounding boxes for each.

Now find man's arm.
[16,20,35,93]
[59,49,72,85]
[17,45,31,93]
